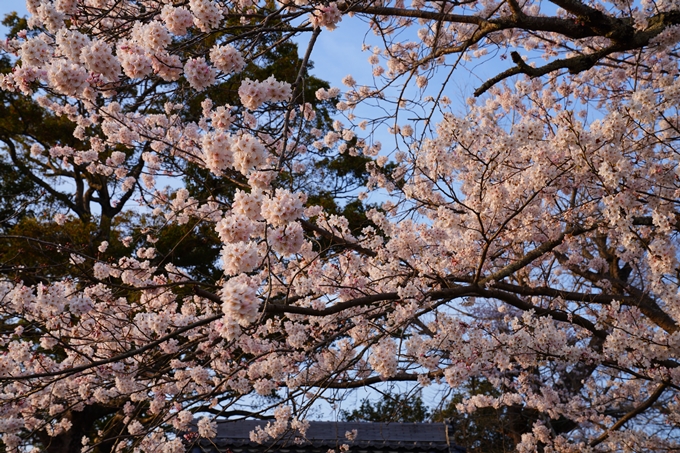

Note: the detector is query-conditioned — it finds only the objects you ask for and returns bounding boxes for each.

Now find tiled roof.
[188,421,465,453]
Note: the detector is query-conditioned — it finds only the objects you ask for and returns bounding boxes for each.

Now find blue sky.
[0,1,28,28]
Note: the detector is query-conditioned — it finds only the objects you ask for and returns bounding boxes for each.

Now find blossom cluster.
[239,77,293,110]
[221,273,261,329]
[3,0,680,452]
[309,3,342,30]
[210,44,246,74]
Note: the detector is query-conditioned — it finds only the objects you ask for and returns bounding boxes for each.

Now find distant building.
[188,421,465,453]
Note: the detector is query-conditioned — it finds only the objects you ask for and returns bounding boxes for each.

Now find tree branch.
[555,255,679,334]
[0,314,222,382]
[478,225,592,285]
[300,219,377,257]
[589,382,668,447]
[474,49,609,96]
[0,137,85,219]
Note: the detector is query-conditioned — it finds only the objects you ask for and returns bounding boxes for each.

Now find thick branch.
[202,283,604,340]
[477,287,608,338]
[555,256,679,334]
[474,49,608,96]
[197,287,400,316]
[479,225,592,285]
[489,281,646,307]
[343,4,484,25]
[632,214,680,231]
[325,370,444,388]
[589,383,668,447]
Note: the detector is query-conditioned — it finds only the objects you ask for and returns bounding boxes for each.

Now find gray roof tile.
[189,421,465,453]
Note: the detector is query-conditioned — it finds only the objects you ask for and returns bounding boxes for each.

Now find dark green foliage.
[0,154,41,230]
[305,153,375,233]
[2,13,30,39]
[432,378,516,453]
[151,220,224,282]
[340,393,430,423]
[315,149,373,181]
[340,380,517,453]
[0,52,92,227]
[180,38,335,127]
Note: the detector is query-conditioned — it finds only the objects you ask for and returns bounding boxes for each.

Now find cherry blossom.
[2,0,680,451]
